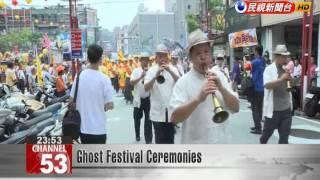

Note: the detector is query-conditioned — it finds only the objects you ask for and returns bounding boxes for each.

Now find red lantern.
[12,0,18,6]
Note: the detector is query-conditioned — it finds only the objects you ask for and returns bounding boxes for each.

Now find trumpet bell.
[287,81,292,91]
[156,75,165,84]
[213,107,229,123]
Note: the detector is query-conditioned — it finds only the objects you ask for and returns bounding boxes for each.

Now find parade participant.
[231,57,241,92]
[130,55,152,143]
[62,64,70,90]
[55,65,66,97]
[48,63,55,76]
[16,62,26,94]
[308,56,318,87]
[144,44,180,144]
[169,29,239,144]
[5,61,17,89]
[42,65,53,86]
[124,59,133,104]
[171,51,184,76]
[113,61,120,94]
[118,61,127,92]
[70,44,114,144]
[213,54,231,83]
[99,60,109,78]
[250,45,266,134]
[134,56,140,68]
[27,67,37,95]
[260,45,292,144]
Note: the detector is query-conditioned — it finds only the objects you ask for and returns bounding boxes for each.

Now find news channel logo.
[235,0,247,14]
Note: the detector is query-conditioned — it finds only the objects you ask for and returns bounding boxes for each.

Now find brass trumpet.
[287,81,292,91]
[204,66,229,123]
[156,66,165,84]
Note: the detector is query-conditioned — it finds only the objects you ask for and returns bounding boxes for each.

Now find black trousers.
[251,91,264,130]
[17,79,25,94]
[260,108,292,144]
[80,133,107,144]
[152,121,175,144]
[133,97,152,143]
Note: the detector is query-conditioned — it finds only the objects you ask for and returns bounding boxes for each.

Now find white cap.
[217,53,224,59]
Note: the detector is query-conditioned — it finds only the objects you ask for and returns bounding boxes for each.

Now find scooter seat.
[0,129,32,144]
[48,95,70,106]
[0,109,12,119]
[16,112,52,131]
[31,103,62,118]
[38,124,55,136]
[309,87,320,95]
[0,128,5,136]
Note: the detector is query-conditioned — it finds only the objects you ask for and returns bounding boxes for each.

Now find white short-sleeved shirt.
[169,68,238,144]
[130,67,150,108]
[70,69,114,135]
[145,64,179,122]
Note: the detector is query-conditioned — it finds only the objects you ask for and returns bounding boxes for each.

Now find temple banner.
[228,28,258,48]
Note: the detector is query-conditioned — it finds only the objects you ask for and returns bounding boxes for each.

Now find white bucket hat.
[273,45,290,56]
[156,44,169,54]
[186,29,213,54]
[171,50,180,58]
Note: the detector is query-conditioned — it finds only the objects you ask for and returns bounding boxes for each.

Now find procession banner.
[228,28,258,48]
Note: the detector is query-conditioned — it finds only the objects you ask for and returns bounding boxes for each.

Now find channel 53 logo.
[235,0,312,14]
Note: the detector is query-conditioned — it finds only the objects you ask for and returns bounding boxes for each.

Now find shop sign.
[228,28,258,48]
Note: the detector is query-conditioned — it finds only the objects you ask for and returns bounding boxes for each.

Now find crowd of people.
[0,28,318,145]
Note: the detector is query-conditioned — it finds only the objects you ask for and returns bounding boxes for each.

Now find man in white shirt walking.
[70,44,114,144]
[260,44,292,144]
[130,55,152,144]
[144,44,180,144]
[170,29,239,144]
[171,51,184,77]
[212,54,231,83]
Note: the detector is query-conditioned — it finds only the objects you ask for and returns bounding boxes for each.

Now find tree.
[186,14,200,33]
[209,0,225,31]
[0,28,42,52]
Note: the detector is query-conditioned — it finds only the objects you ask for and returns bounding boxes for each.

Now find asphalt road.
[105,95,320,144]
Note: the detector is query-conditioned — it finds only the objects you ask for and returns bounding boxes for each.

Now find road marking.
[108,117,121,122]
[294,115,320,125]
[273,124,320,144]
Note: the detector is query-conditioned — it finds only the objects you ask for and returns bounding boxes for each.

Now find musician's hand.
[163,64,170,71]
[210,73,223,90]
[156,66,165,77]
[140,71,146,78]
[280,72,291,82]
[197,75,217,102]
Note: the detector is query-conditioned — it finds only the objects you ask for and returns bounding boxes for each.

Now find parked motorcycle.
[304,87,320,117]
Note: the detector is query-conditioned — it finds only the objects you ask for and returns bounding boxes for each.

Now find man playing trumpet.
[170,29,239,144]
[260,45,293,144]
[144,44,180,144]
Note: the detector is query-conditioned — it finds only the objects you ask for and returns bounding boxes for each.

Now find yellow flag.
[118,50,125,62]
[36,59,43,86]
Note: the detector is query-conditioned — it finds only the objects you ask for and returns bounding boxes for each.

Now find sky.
[2,0,165,30]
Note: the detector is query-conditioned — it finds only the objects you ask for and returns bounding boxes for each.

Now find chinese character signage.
[235,0,311,14]
[228,28,258,48]
[71,29,83,59]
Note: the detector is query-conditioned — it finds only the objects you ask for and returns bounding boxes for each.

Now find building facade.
[128,12,175,55]
[166,0,200,47]
[0,5,98,46]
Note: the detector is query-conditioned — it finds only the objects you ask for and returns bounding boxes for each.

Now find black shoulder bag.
[62,71,82,140]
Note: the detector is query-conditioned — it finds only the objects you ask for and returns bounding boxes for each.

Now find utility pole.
[300,0,314,110]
